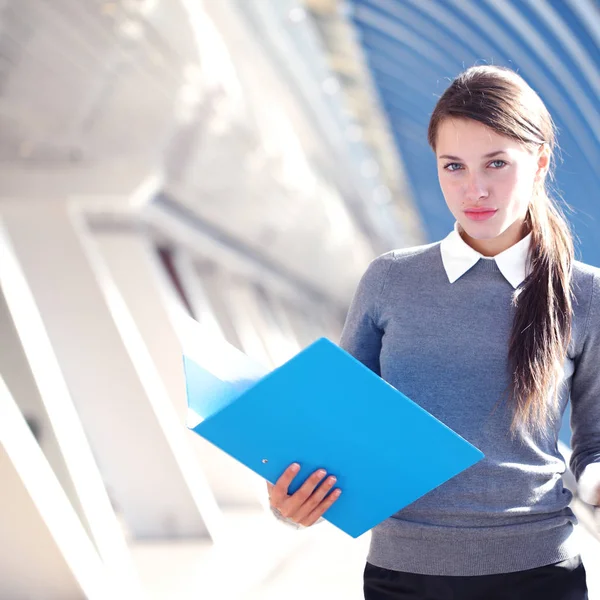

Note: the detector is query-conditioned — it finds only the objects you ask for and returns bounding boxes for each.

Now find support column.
[93,229,263,509]
[0,197,220,539]
[0,225,143,595]
[0,376,119,600]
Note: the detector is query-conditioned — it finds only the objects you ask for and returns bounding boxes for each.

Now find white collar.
[440,223,532,289]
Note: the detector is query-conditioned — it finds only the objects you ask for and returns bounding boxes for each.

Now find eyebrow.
[438,150,507,161]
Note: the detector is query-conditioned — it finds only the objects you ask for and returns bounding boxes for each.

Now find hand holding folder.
[181,316,484,538]
[267,462,342,528]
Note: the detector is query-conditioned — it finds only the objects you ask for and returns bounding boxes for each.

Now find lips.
[464,208,498,222]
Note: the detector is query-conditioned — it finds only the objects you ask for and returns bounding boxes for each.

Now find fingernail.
[317,469,326,477]
[291,463,300,472]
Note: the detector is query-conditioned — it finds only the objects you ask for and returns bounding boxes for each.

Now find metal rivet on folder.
[262,459,268,463]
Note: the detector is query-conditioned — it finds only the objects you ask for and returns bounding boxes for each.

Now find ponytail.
[508,191,574,435]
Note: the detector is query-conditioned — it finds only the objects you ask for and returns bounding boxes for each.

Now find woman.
[268,66,600,599]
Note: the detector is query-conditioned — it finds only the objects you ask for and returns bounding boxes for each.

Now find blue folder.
[183,335,484,539]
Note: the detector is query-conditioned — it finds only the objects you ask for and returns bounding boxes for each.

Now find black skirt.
[363,556,588,600]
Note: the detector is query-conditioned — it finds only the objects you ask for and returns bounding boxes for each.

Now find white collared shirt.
[440,223,532,288]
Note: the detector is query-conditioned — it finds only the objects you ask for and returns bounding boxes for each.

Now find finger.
[299,488,342,527]
[269,463,300,507]
[293,475,338,523]
[279,468,328,517]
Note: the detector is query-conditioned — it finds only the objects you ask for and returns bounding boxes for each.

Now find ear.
[536,143,551,179]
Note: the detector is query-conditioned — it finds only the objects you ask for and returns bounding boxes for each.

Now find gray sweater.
[339,242,600,576]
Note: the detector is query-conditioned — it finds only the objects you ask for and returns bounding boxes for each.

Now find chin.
[457,220,504,240]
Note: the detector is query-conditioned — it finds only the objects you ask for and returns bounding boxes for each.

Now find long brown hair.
[427,66,574,436]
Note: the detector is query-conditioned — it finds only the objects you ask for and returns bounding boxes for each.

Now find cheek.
[500,169,534,205]
[438,177,462,205]
[507,159,538,191]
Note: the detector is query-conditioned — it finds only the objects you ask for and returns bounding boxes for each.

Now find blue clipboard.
[183,334,484,538]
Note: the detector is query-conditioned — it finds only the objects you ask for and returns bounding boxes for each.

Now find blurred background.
[0,1,599,598]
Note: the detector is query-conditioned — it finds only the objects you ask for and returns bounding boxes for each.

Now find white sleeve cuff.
[578,462,600,506]
[269,506,326,528]
[269,505,303,529]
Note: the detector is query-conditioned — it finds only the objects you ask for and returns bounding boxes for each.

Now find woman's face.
[435,117,548,256]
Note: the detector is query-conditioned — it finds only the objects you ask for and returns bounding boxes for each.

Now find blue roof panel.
[348,0,600,268]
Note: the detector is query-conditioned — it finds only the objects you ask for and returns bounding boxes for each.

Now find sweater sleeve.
[339,254,391,375]
[569,271,600,503]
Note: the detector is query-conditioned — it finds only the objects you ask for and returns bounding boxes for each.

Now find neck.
[460,219,528,257]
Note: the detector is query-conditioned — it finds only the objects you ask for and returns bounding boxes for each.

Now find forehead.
[435,118,528,157]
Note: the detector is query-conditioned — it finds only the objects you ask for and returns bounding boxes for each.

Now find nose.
[464,172,489,203]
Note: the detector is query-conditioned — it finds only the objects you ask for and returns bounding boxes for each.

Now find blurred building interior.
[0,0,598,598]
